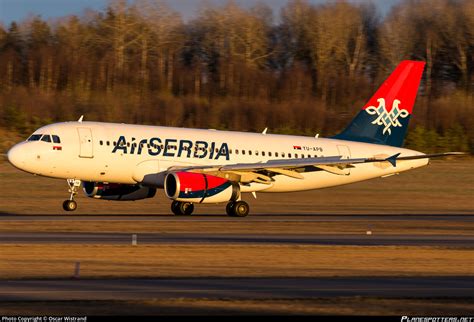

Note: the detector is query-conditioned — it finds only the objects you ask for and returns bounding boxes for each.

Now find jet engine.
[164,172,240,203]
[83,182,156,200]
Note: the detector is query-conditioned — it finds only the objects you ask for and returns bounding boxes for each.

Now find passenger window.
[41,135,51,143]
[28,134,42,141]
[249,151,252,156]
[262,151,265,156]
[288,153,291,158]
[236,149,239,155]
[242,150,246,155]
[107,141,110,146]
[52,135,61,143]
[275,152,278,157]
[295,153,298,158]
[100,140,103,145]
[255,151,259,156]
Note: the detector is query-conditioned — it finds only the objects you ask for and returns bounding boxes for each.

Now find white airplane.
[7,61,463,216]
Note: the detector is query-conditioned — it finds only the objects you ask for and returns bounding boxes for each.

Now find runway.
[2,214,472,246]
[1,277,473,301]
[1,214,473,222]
[1,231,473,246]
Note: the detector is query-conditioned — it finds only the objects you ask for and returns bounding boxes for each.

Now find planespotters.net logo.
[366,98,409,135]
[401,317,474,322]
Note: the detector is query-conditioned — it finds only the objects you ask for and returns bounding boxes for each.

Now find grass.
[1,298,474,315]
[0,244,472,280]
[0,159,473,215]
[0,218,473,235]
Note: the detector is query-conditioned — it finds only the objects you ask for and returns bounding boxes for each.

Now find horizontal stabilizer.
[395,152,466,161]
[385,153,401,167]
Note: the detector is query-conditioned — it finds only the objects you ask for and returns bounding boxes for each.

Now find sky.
[0,0,401,25]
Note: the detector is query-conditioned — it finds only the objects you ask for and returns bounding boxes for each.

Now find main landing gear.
[63,179,81,212]
[171,200,195,216]
[226,201,250,217]
[170,200,250,217]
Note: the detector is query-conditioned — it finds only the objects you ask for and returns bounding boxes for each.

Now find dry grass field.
[0,244,472,279]
[0,218,473,235]
[1,298,473,315]
[0,158,473,215]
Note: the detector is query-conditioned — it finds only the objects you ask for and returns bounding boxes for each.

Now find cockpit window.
[52,135,61,143]
[41,135,51,143]
[27,134,42,141]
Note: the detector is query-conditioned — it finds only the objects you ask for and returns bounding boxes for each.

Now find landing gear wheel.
[63,179,81,212]
[63,200,77,212]
[226,201,235,216]
[171,200,181,215]
[171,201,194,216]
[231,201,249,217]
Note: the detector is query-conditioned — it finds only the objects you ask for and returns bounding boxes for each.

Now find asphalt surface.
[1,277,473,301]
[1,214,473,246]
[1,231,473,246]
[1,214,473,222]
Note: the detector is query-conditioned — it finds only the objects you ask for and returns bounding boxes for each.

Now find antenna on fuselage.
[78,115,84,123]
[262,128,268,135]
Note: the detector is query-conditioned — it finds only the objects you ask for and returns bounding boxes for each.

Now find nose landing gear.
[63,179,81,212]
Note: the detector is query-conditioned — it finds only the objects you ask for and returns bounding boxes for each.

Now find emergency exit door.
[77,128,94,158]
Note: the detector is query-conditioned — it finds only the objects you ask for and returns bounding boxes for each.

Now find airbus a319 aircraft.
[7,61,463,216]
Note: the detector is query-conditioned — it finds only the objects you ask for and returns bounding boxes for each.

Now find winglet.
[385,153,400,167]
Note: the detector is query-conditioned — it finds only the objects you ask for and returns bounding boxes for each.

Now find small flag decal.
[293,146,302,150]
[53,146,62,151]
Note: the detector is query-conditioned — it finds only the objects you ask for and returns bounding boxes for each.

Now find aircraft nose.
[7,144,26,170]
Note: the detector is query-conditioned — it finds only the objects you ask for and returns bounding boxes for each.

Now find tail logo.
[365,98,409,135]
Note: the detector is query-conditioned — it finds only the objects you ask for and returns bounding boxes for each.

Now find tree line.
[0,0,473,153]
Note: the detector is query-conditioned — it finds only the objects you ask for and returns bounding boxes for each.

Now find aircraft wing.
[167,152,465,184]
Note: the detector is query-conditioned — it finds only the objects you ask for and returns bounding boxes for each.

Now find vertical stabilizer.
[334,61,425,147]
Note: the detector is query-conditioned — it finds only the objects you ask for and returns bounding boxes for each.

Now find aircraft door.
[336,145,351,175]
[77,128,94,158]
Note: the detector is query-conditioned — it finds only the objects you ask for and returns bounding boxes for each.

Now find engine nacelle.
[83,182,156,201]
[164,172,240,203]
